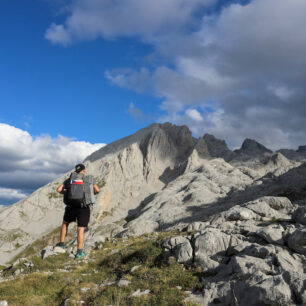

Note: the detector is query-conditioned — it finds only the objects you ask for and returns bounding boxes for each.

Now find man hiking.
[56,163,100,259]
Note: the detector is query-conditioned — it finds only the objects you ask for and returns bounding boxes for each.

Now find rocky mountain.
[235,138,273,156]
[0,122,305,305]
[277,145,306,161]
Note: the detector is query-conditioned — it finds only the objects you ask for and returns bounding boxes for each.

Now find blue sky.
[1,0,306,206]
[0,0,160,143]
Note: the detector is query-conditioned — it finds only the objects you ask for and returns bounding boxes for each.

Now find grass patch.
[11,224,77,262]
[1,232,201,306]
[47,192,62,200]
[96,179,106,189]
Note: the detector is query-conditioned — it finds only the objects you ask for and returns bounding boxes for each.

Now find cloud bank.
[0,123,105,205]
[45,0,216,44]
[46,0,306,150]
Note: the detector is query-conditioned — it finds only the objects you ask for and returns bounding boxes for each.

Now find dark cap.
[75,163,85,173]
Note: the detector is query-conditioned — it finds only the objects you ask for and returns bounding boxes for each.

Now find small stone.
[41,246,66,259]
[80,287,91,292]
[130,289,150,297]
[53,246,66,254]
[23,261,34,268]
[109,249,119,255]
[130,265,142,273]
[117,279,131,287]
[0,301,8,306]
[176,286,182,290]
[100,280,116,287]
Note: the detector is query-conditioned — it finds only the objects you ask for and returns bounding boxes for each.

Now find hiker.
[56,163,100,259]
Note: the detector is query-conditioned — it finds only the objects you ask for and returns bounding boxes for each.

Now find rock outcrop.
[162,196,306,305]
[235,138,273,156]
[1,122,306,305]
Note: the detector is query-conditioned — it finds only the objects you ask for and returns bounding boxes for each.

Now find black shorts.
[63,206,90,227]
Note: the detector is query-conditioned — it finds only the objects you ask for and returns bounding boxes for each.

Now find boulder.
[225,206,257,221]
[227,255,272,278]
[256,224,284,245]
[163,236,189,250]
[194,228,239,258]
[282,270,306,304]
[292,206,306,225]
[235,275,292,306]
[41,246,66,259]
[288,229,306,255]
[240,243,274,259]
[186,221,209,232]
[175,241,193,264]
[244,197,289,219]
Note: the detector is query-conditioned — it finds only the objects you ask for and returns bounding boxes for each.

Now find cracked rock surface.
[162,196,306,305]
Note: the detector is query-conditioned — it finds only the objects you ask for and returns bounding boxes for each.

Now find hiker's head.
[75,163,85,174]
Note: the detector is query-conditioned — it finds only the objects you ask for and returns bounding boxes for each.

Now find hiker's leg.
[60,221,69,243]
[76,207,90,250]
[77,226,85,250]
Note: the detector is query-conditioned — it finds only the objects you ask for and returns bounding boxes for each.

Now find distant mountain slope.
[0,122,305,265]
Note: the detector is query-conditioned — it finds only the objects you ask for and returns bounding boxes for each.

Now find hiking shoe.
[75,251,86,259]
[55,243,65,249]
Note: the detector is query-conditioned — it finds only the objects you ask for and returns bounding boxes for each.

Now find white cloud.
[105,0,306,149]
[45,23,72,46]
[0,188,28,201]
[45,0,217,45]
[185,109,203,122]
[46,0,306,150]
[0,123,105,204]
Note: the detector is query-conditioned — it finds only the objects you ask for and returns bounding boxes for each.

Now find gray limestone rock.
[117,279,131,287]
[228,255,273,278]
[224,206,257,221]
[175,241,193,264]
[235,275,292,306]
[130,289,150,297]
[288,229,306,255]
[240,243,274,259]
[292,206,306,225]
[282,270,306,304]
[130,265,142,273]
[256,224,284,245]
[244,197,289,219]
[163,236,189,250]
[186,221,209,232]
[41,246,66,259]
[194,228,237,258]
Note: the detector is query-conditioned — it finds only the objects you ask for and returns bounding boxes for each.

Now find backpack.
[64,172,96,208]
[64,172,85,207]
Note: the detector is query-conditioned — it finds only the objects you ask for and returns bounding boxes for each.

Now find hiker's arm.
[57,184,65,194]
[93,184,100,194]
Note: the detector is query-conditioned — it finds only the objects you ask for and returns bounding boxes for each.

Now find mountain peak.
[85,122,194,163]
[202,134,233,160]
[236,138,273,156]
